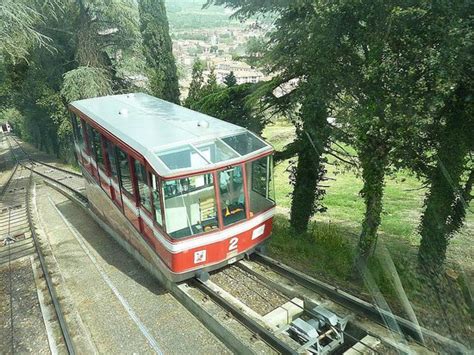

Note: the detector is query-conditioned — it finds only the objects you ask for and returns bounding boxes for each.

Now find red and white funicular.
[69,93,276,281]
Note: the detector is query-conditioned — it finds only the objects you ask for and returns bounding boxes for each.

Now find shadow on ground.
[55,199,169,297]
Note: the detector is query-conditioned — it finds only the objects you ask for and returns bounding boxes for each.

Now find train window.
[105,140,119,179]
[150,174,163,226]
[82,120,91,152]
[163,173,218,238]
[71,115,84,147]
[268,155,275,202]
[134,161,152,212]
[195,140,238,163]
[218,165,247,226]
[88,126,104,168]
[117,148,134,196]
[246,156,275,216]
[221,132,266,156]
[157,145,208,170]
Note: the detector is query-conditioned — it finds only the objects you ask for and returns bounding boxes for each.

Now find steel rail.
[6,135,76,354]
[234,261,382,354]
[252,252,470,354]
[25,173,76,354]
[195,279,298,355]
[9,134,83,177]
[0,163,19,196]
[21,163,87,203]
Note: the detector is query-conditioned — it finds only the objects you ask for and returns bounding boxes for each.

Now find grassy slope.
[262,119,473,286]
[263,120,427,242]
[262,120,474,345]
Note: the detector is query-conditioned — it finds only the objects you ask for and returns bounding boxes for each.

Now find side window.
[251,156,268,197]
[117,147,134,196]
[218,165,246,226]
[163,173,218,238]
[71,114,84,147]
[150,173,163,226]
[82,120,91,152]
[106,140,119,180]
[245,156,275,216]
[134,161,152,212]
[88,126,104,168]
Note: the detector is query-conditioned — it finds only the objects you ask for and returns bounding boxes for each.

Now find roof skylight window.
[221,132,267,156]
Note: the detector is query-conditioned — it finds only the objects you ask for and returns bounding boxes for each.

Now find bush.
[0,107,25,137]
[268,214,355,279]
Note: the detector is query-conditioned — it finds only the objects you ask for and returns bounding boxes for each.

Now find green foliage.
[418,84,474,272]
[184,59,205,107]
[61,67,113,102]
[0,108,25,135]
[288,102,330,233]
[223,71,237,87]
[190,83,267,134]
[201,66,219,97]
[138,0,180,103]
[75,0,138,68]
[269,215,355,279]
[0,0,58,60]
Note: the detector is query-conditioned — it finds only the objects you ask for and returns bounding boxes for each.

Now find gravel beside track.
[36,186,229,354]
[211,266,288,315]
[0,258,50,354]
[0,136,51,354]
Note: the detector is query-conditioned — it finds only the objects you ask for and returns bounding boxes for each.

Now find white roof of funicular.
[70,93,273,177]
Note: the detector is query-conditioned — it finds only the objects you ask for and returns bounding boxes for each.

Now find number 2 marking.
[229,237,238,251]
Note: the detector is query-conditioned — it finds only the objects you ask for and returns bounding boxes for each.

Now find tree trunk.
[418,85,471,273]
[290,146,322,233]
[355,137,388,270]
[447,168,474,236]
[289,95,330,234]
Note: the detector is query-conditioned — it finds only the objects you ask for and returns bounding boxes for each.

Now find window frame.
[149,172,165,230]
[116,146,136,199]
[162,171,220,239]
[134,160,153,214]
[216,162,249,227]
[87,124,105,170]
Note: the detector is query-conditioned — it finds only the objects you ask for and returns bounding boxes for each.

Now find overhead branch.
[274,140,301,162]
[325,147,359,167]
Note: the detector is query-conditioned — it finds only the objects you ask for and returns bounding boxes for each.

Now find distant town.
[171,24,270,97]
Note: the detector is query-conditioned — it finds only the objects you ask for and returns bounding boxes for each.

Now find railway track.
[187,254,470,354]
[11,134,469,354]
[1,135,76,354]
[8,135,87,203]
[188,266,380,354]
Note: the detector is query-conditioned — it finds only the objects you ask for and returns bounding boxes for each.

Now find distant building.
[207,59,266,85]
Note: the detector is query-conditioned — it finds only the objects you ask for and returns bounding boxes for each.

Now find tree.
[224,71,237,87]
[138,0,180,103]
[61,67,113,102]
[207,1,337,234]
[207,0,473,271]
[413,1,473,273]
[201,66,219,97]
[190,83,267,134]
[184,59,205,107]
[0,0,57,59]
[2,0,139,162]
[418,86,473,272]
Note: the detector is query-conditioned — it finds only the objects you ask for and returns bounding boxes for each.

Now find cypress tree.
[138,0,180,103]
[184,59,205,107]
[224,71,237,87]
[201,66,219,97]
